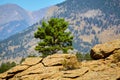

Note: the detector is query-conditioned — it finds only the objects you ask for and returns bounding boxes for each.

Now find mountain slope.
[0,4,31,41]
[46,0,120,52]
[0,0,120,64]
[0,4,47,41]
[0,22,40,64]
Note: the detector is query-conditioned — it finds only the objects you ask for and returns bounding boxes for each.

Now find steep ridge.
[0,4,48,40]
[0,0,120,64]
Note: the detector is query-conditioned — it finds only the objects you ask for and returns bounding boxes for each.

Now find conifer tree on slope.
[34,18,73,56]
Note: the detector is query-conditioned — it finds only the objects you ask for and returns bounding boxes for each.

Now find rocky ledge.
[90,39,120,60]
[0,40,120,80]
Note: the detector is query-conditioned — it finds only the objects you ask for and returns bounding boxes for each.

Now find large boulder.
[42,54,79,67]
[90,39,120,59]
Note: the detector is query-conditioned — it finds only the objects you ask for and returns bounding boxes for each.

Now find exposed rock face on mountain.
[90,39,120,59]
[0,53,120,80]
[0,4,47,41]
[0,0,120,64]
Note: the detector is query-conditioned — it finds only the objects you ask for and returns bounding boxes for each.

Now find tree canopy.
[34,18,73,56]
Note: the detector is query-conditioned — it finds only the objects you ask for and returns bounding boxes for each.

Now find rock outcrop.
[0,54,80,80]
[0,53,120,80]
[90,39,120,59]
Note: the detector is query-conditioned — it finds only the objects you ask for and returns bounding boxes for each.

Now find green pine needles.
[34,18,73,57]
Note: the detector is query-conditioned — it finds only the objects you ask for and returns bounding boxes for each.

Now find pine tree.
[34,18,73,57]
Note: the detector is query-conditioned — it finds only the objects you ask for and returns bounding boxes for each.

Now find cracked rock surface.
[0,53,120,80]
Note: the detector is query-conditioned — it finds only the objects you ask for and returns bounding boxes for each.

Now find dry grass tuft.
[61,55,80,70]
